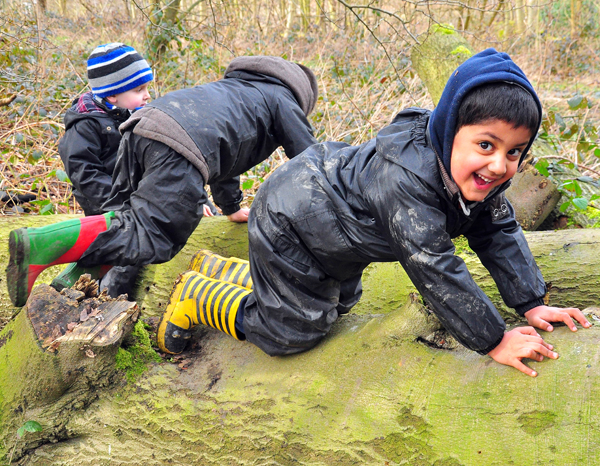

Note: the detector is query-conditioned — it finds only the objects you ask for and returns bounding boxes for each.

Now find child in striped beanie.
[59,42,154,217]
[54,44,154,296]
[87,42,153,110]
[56,43,215,297]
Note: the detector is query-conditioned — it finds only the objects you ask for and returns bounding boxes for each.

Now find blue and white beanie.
[87,43,153,99]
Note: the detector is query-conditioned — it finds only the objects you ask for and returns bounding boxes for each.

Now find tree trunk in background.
[570,0,581,37]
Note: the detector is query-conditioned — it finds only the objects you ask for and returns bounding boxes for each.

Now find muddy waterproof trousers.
[242,190,366,357]
[78,132,208,268]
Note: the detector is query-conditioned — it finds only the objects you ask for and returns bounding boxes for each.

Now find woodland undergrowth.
[1,0,599,219]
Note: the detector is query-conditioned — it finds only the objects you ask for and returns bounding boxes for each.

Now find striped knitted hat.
[87,43,153,99]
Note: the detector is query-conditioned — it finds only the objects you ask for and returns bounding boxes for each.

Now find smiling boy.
[157,48,590,377]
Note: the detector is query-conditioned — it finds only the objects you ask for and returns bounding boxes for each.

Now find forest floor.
[1,8,600,219]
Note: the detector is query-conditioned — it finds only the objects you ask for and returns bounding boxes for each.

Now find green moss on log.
[115,321,161,382]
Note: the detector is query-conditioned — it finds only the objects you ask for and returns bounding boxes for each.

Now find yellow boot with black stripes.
[157,271,251,354]
[188,249,253,290]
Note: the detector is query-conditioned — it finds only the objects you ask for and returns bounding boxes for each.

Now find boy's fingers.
[567,308,592,328]
[531,316,553,332]
[518,326,541,337]
[557,313,578,331]
[528,344,558,359]
[522,334,552,350]
[513,359,537,377]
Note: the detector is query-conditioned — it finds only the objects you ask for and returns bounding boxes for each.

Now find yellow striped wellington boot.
[157,271,251,354]
[188,249,253,290]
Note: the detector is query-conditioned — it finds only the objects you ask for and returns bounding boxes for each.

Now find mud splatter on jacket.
[244,49,546,356]
[246,108,546,355]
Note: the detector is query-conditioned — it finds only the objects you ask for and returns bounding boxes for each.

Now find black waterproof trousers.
[242,168,365,356]
[78,132,207,268]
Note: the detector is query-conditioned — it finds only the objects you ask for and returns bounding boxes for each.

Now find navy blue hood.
[429,48,543,174]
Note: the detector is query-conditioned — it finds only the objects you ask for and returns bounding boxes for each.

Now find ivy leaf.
[17,420,42,438]
[559,201,570,212]
[55,169,70,182]
[555,113,566,132]
[27,149,43,165]
[241,179,254,190]
[572,197,588,211]
[535,159,550,177]
[40,202,55,215]
[567,95,584,110]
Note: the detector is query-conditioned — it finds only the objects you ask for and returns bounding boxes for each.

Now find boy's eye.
[479,142,492,151]
[508,148,522,159]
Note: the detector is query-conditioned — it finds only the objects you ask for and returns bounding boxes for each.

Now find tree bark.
[0,278,139,461]
[1,216,600,464]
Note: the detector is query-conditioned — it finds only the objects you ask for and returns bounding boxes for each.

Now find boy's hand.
[227,208,250,223]
[202,204,215,217]
[488,327,558,377]
[524,305,591,332]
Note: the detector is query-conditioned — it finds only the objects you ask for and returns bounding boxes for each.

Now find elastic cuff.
[514,297,546,317]
[476,333,505,355]
[220,203,241,216]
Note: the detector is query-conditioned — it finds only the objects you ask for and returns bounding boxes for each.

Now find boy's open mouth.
[473,172,494,187]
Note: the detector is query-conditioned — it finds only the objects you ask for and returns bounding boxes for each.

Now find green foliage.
[5,420,43,464]
[17,420,42,438]
[430,23,456,35]
[1,12,78,215]
[535,94,600,216]
[450,45,472,58]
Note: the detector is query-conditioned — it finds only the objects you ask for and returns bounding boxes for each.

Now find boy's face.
[450,120,533,202]
[106,83,151,110]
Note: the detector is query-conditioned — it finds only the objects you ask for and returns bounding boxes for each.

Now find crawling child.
[157,48,590,377]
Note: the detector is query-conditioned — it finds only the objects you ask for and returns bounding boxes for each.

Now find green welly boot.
[6,212,114,307]
[157,271,251,354]
[188,249,253,290]
[50,263,111,292]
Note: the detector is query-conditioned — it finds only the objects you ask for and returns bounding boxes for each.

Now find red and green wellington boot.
[157,271,251,354]
[188,249,253,290]
[6,212,114,307]
[50,263,112,292]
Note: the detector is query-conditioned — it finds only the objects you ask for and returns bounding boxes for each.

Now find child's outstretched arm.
[524,305,591,332]
[488,327,558,377]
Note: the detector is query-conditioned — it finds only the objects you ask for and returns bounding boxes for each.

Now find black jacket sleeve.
[465,196,547,316]
[58,118,114,215]
[366,160,506,354]
[210,89,317,216]
[210,176,243,215]
[272,93,317,159]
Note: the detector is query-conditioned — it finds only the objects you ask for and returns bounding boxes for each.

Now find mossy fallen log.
[1,215,600,464]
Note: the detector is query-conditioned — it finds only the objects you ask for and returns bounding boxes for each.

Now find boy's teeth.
[476,173,493,183]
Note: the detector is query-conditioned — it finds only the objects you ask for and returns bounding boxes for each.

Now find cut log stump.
[0,276,139,459]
